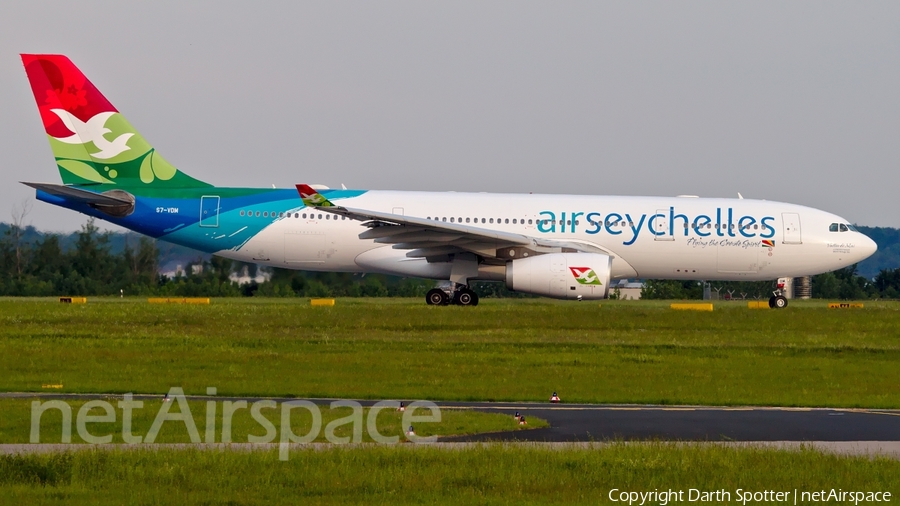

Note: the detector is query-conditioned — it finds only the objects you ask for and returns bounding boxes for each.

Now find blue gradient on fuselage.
[35,188,367,253]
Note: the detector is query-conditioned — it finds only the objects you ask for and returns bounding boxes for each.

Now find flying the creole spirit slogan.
[19,54,877,307]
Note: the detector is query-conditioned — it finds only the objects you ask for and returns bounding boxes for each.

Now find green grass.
[0,444,897,505]
[0,398,545,444]
[2,298,899,407]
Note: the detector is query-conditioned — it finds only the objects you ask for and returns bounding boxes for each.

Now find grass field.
[2,298,899,407]
[2,298,899,503]
[1,444,898,505]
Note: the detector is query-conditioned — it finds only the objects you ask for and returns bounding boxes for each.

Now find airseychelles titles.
[538,207,776,245]
[608,488,892,505]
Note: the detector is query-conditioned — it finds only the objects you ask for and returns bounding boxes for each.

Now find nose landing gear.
[769,279,789,309]
[769,295,788,308]
[425,286,479,306]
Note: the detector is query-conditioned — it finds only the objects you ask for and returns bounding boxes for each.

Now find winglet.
[296,184,335,207]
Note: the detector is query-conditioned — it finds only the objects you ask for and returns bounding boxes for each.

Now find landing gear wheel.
[773,295,788,309]
[453,288,479,306]
[426,289,449,306]
[768,296,776,308]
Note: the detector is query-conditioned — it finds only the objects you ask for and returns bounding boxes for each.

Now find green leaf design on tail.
[139,151,177,184]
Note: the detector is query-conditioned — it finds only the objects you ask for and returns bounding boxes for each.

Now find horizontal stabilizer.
[22,182,133,206]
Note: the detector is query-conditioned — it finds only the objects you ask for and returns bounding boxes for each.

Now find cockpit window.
[847,224,858,232]
[829,223,839,232]
[839,224,849,232]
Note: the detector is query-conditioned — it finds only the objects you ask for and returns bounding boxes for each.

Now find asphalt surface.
[4,393,898,443]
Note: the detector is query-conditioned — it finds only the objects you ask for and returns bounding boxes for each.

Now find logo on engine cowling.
[569,267,603,285]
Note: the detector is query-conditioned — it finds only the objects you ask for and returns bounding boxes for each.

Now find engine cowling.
[506,253,612,300]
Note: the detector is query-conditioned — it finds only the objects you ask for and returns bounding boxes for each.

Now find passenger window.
[263,211,268,217]
[505,219,509,224]
[240,211,245,216]
[513,219,517,224]
[482,218,486,224]
[318,214,323,219]
[528,219,533,225]
[451,217,455,223]
[489,218,494,224]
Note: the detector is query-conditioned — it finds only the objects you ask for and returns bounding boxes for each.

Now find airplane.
[18,54,877,308]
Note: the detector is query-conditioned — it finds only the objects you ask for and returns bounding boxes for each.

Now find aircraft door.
[199,196,220,228]
[782,213,802,244]
[654,209,674,241]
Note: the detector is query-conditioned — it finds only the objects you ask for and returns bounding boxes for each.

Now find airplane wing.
[22,182,134,207]
[295,184,608,260]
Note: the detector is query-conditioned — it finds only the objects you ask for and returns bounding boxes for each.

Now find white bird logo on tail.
[49,109,133,160]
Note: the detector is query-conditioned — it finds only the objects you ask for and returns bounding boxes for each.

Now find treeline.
[641,265,900,300]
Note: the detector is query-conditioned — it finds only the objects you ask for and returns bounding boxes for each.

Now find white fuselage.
[216,191,876,282]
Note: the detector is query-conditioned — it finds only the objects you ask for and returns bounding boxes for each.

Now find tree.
[9,199,32,278]
[641,280,702,300]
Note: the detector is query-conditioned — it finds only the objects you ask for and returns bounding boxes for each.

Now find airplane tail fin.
[296,184,336,207]
[21,54,210,188]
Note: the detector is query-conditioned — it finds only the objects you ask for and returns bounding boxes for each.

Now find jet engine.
[505,253,612,300]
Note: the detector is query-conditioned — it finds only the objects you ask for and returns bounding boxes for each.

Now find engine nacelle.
[506,253,612,300]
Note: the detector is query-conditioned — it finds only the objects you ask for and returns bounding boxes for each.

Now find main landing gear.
[425,286,479,306]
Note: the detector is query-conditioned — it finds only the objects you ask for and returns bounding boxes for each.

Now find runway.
[436,403,900,443]
[4,392,898,444]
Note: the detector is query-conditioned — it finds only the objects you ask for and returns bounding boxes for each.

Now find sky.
[1,1,898,232]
